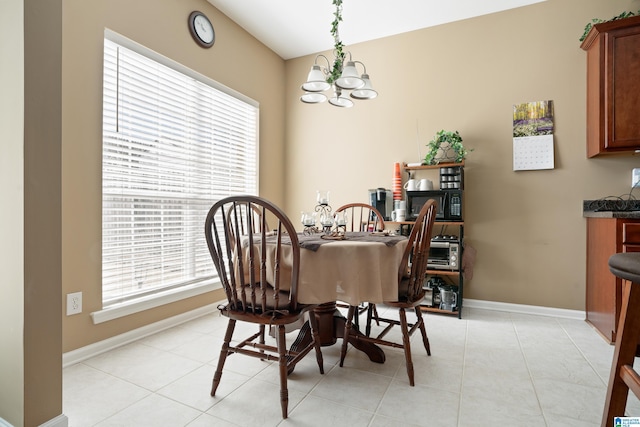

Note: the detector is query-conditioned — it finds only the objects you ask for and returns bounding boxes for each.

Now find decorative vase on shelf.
[433,142,459,163]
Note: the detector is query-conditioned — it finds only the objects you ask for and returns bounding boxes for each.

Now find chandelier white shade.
[334,61,363,90]
[350,73,378,100]
[301,64,331,92]
[301,91,328,104]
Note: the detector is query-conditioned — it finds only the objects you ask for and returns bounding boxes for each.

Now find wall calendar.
[512,100,555,171]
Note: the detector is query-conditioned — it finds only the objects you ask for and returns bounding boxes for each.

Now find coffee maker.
[368,188,393,221]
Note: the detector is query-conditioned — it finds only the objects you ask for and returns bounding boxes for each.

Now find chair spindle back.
[399,199,437,301]
[205,196,300,315]
[334,203,386,232]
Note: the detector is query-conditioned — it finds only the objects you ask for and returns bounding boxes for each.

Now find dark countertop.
[583,199,640,218]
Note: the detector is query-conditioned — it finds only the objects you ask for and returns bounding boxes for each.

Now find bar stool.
[602,252,640,427]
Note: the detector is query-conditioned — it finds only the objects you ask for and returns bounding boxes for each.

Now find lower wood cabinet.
[586,217,640,342]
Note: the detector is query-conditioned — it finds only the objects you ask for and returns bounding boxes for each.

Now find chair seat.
[219,307,316,326]
[219,284,317,324]
[394,278,426,304]
[609,253,640,283]
[385,288,426,308]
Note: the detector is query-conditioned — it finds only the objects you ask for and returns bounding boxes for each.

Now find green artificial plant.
[328,0,345,84]
[424,130,470,165]
[579,10,640,42]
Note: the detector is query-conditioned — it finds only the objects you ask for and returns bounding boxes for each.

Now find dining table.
[254,231,409,367]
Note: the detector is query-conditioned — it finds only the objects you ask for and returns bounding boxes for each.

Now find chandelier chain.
[329,0,345,83]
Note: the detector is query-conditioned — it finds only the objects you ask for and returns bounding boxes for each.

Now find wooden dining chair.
[334,202,385,232]
[339,200,437,386]
[334,203,386,333]
[204,195,324,419]
[601,252,640,427]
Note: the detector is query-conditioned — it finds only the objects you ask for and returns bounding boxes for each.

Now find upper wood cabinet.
[581,16,640,157]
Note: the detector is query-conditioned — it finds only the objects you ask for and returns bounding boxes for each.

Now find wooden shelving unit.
[401,162,465,319]
[402,161,465,171]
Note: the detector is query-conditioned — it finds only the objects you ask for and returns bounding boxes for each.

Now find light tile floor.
[63,306,638,426]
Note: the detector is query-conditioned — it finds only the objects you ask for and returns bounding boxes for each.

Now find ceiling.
[207,0,546,60]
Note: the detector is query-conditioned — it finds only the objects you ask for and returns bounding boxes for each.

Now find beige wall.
[0,1,25,425]
[284,0,640,311]
[61,0,286,352]
[24,0,65,422]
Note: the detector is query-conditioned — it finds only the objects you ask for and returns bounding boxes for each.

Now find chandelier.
[300,0,377,108]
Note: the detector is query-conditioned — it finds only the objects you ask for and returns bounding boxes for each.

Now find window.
[100,31,258,316]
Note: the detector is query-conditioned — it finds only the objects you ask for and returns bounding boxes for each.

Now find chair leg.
[308,310,324,374]
[414,306,431,356]
[211,319,235,396]
[365,303,379,337]
[259,324,266,359]
[602,280,640,427]
[353,304,360,331]
[372,304,380,325]
[340,305,357,367]
[399,308,415,386]
[365,304,373,337]
[276,324,289,419]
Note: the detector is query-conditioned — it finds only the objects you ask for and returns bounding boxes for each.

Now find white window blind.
[102,35,258,307]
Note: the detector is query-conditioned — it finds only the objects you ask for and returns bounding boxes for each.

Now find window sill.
[90,280,220,324]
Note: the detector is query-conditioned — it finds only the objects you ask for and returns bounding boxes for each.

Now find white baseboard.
[463,298,585,320]
[39,414,68,427]
[0,415,62,427]
[63,303,218,367]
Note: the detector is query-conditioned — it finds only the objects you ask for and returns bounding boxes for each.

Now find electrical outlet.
[633,168,640,188]
[66,292,82,316]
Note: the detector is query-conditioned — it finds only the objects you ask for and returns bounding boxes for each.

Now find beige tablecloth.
[243,232,408,306]
[299,235,408,305]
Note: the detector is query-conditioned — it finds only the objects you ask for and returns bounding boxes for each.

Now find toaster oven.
[427,238,460,271]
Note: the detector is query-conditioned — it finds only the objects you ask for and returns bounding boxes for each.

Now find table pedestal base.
[289,302,385,373]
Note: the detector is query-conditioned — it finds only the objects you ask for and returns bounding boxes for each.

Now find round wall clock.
[188,11,215,48]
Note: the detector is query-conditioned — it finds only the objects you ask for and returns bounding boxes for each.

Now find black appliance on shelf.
[368,188,393,221]
[406,190,462,221]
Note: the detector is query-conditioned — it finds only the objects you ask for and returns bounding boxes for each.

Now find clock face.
[189,11,215,48]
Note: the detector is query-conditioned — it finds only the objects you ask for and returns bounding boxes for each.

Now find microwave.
[406,190,462,221]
